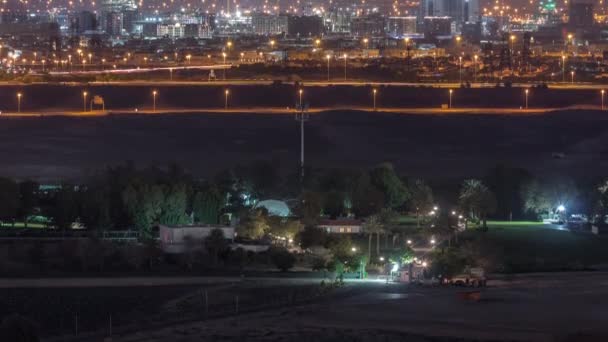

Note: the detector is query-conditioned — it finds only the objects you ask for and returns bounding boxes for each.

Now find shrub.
[270,247,296,272]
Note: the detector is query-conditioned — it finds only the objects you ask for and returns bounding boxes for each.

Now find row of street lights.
[9,88,608,113]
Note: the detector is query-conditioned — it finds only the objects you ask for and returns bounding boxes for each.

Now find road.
[1,79,608,90]
[0,106,580,118]
[102,272,608,342]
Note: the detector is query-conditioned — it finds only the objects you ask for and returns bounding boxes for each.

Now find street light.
[224,89,230,109]
[510,35,516,71]
[298,89,303,107]
[473,55,478,83]
[562,55,566,82]
[222,52,227,80]
[379,256,385,262]
[351,247,357,252]
[82,91,88,112]
[269,40,276,48]
[571,71,575,84]
[373,89,377,110]
[186,54,191,64]
[449,89,453,108]
[16,92,22,113]
[602,90,605,110]
[152,90,157,112]
[343,53,347,81]
[406,239,412,245]
[525,89,529,109]
[326,54,331,81]
[458,56,462,84]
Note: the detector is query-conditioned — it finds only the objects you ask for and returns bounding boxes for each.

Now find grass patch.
[459,226,608,273]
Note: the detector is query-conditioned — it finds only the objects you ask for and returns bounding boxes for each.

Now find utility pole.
[295,102,309,180]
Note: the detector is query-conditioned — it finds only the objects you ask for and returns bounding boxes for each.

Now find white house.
[317,219,362,234]
[159,225,235,254]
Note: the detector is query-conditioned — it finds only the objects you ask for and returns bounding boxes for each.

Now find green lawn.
[459,225,608,273]
[0,222,47,229]
[471,220,548,230]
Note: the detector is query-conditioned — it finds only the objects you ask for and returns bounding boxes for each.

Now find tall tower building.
[100,0,138,35]
[569,0,594,29]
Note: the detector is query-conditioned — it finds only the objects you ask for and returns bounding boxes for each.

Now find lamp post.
[458,56,462,84]
[510,34,515,70]
[449,89,453,108]
[224,89,229,109]
[525,89,529,109]
[298,89,303,108]
[326,55,330,81]
[222,52,227,80]
[82,91,88,112]
[373,89,377,110]
[152,90,157,112]
[562,55,566,82]
[473,55,478,83]
[41,59,45,72]
[17,92,22,113]
[343,53,347,81]
[602,90,605,110]
[571,71,575,84]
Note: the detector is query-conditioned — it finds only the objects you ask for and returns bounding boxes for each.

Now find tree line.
[0,161,606,237]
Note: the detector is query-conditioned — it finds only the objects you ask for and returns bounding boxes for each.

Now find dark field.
[1,107,608,181]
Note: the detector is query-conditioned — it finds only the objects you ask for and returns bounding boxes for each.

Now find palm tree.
[458,179,497,230]
[362,215,383,261]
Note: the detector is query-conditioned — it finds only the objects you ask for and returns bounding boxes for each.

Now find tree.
[204,228,229,266]
[294,191,323,226]
[18,180,38,228]
[408,179,434,228]
[370,163,409,209]
[267,217,303,241]
[521,178,579,219]
[484,164,531,220]
[270,247,296,271]
[297,226,328,249]
[192,185,224,224]
[362,215,383,260]
[158,184,190,225]
[80,186,112,231]
[458,179,497,230]
[236,209,269,239]
[122,183,164,239]
[49,185,79,230]
[323,190,346,218]
[0,177,19,225]
[351,172,385,217]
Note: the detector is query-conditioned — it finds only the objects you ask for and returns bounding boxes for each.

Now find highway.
[1,79,607,90]
[0,106,574,117]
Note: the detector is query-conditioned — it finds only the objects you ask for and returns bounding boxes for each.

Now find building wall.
[252,14,288,35]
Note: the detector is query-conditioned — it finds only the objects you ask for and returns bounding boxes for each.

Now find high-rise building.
[252,13,288,35]
[423,16,452,38]
[569,0,594,29]
[287,15,323,37]
[71,11,97,34]
[100,0,137,35]
[351,14,385,38]
[325,8,352,33]
[385,16,417,38]
[419,0,479,24]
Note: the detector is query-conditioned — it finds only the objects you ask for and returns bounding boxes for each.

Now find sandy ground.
[100,272,608,342]
[0,109,607,182]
